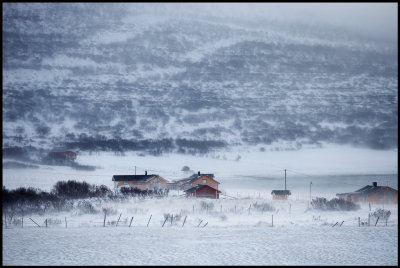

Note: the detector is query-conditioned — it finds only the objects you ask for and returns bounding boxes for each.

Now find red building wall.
[340,187,398,204]
[187,186,219,199]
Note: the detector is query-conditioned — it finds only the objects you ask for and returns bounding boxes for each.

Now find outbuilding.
[271,190,291,200]
[48,150,77,160]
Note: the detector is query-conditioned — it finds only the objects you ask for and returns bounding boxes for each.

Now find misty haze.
[2,3,398,266]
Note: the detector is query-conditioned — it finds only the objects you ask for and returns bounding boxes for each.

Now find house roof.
[336,184,397,196]
[184,184,221,193]
[112,175,157,181]
[271,190,291,195]
[175,173,218,185]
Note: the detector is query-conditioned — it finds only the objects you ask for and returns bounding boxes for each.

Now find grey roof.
[184,184,221,193]
[112,175,156,181]
[271,190,291,195]
[173,173,216,185]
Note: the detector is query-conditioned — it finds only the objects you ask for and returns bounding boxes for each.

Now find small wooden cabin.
[184,184,221,199]
[271,190,291,200]
[336,182,398,204]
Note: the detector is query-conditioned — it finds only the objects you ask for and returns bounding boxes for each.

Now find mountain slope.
[2,3,398,156]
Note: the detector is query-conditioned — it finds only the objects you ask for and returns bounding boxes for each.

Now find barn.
[271,190,291,200]
[112,171,169,191]
[184,184,221,199]
[48,150,77,160]
[336,182,398,204]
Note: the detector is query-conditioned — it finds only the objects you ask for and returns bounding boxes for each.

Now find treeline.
[3,137,227,162]
[2,180,168,216]
[62,136,227,155]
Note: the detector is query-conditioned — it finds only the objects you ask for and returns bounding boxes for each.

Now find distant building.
[112,171,169,191]
[336,182,398,204]
[271,169,291,200]
[48,151,77,160]
[184,184,221,199]
[168,171,220,191]
[271,190,291,200]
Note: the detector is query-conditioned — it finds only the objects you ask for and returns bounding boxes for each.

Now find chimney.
[145,171,147,175]
[373,182,377,187]
[198,171,200,175]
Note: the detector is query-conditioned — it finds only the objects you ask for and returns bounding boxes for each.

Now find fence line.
[3,201,396,229]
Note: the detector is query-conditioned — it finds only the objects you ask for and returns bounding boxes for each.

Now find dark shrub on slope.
[311,197,360,211]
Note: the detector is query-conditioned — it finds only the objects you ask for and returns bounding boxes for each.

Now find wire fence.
[3,203,397,230]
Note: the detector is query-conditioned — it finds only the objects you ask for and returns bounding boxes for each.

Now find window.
[202,179,206,184]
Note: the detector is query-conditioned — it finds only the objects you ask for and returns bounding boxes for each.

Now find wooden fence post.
[162,215,169,227]
[375,216,380,226]
[29,218,40,227]
[271,215,273,227]
[170,214,173,225]
[116,213,122,227]
[202,222,208,228]
[65,217,67,229]
[332,222,338,227]
[248,204,251,215]
[340,221,344,226]
[22,216,23,228]
[368,214,370,226]
[358,217,360,227]
[289,204,291,214]
[182,216,187,227]
[129,217,134,227]
[147,214,152,227]
[45,219,48,228]
[103,212,106,227]
[197,219,203,227]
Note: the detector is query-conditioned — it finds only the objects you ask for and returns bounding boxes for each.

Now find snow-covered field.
[3,225,397,265]
[2,145,398,265]
[3,195,398,265]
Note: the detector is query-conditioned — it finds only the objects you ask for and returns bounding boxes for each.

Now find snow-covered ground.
[3,225,397,265]
[2,145,398,265]
[2,195,398,265]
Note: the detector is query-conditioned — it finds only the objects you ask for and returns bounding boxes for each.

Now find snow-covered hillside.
[2,4,398,265]
[2,3,398,154]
